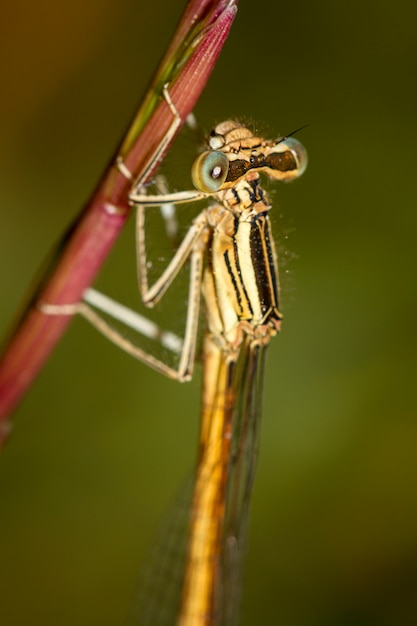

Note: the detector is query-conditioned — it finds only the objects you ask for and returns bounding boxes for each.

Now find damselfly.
[41,91,307,625]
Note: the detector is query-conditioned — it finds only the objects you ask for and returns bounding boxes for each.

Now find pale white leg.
[129,188,206,206]
[117,84,185,195]
[118,84,207,208]
[83,288,183,354]
[40,247,204,381]
[145,173,206,243]
[154,111,201,240]
[136,208,208,306]
[81,239,205,380]
[177,243,204,378]
[40,187,209,380]
[39,84,209,380]
[153,174,179,241]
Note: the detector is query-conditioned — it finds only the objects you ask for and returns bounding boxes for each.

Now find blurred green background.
[1,1,416,625]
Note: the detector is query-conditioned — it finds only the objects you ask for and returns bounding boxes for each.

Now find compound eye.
[281,137,308,177]
[191,150,229,193]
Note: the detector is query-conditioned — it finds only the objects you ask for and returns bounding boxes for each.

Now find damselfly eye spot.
[191,150,229,193]
[212,165,223,179]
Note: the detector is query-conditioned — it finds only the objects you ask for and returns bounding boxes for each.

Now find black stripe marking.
[250,214,280,321]
[262,218,280,312]
[224,249,243,315]
[232,217,254,319]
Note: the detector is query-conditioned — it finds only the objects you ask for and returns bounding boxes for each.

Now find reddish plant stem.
[0,0,238,444]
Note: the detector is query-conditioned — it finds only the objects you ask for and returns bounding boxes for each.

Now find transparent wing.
[220,343,268,626]
[126,478,194,626]
[125,342,268,626]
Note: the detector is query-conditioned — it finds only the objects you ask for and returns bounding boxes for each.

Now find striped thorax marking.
[195,121,306,355]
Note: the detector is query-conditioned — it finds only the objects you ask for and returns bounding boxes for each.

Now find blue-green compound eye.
[191,150,229,193]
[281,138,308,177]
